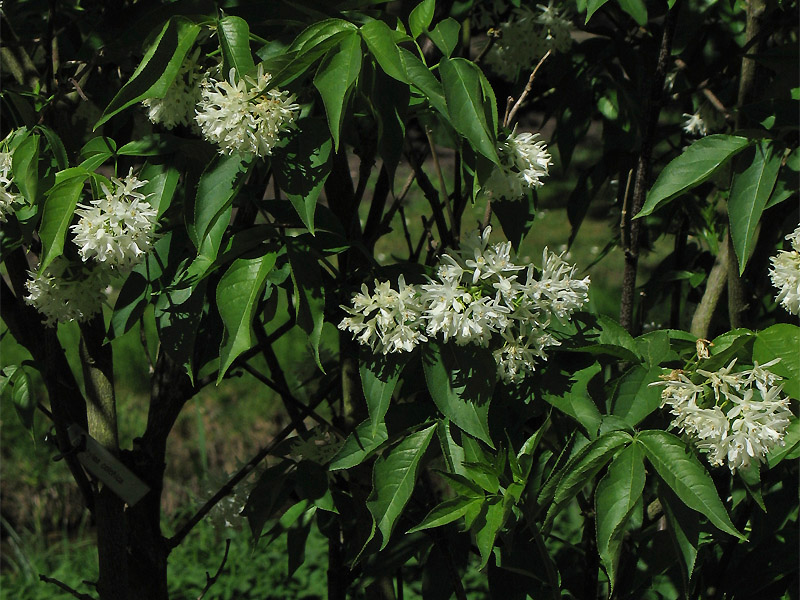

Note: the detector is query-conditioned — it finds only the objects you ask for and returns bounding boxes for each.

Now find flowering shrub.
[0,1,797,600]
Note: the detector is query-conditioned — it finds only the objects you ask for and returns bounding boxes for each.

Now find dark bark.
[619,4,681,334]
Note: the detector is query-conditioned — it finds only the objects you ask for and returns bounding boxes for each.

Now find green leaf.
[462,434,499,493]
[636,135,752,219]
[360,349,410,436]
[637,430,743,539]
[585,0,612,23]
[543,362,602,438]
[139,163,180,219]
[216,251,277,381]
[243,460,295,540]
[437,420,467,477]
[367,423,437,549]
[314,32,361,152]
[409,0,435,39]
[595,443,645,590]
[578,315,642,361]
[423,341,496,448]
[492,193,535,252]
[427,18,460,58]
[286,239,326,371]
[1,366,34,433]
[329,419,389,470]
[38,174,89,271]
[11,134,39,204]
[438,57,499,164]
[728,141,782,274]
[635,330,675,367]
[616,0,647,25]
[218,16,255,76]
[273,120,333,234]
[753,324,800,400]
[474,495,505,568]
[407,495,482,533]
[96,17,201,128]
[117,134,183,157]
[398,48,448,116]
[37,126,68,170]
[658,480,700,586]
[155,280,206,382]
[610,365,663,427]
[188,154,249,249]
[360,19,409,83]
[545,431,632,528]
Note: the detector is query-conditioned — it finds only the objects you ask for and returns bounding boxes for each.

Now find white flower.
[195,65,299,157]
[142,48,204,129]
[70,168,157,270]
[484,3,572,81]
[769,225,800,315]
[484,131,552,200]
[342,227,589,384]
[0,150,22,222]
[338,275,427,354]
[24,257,110,327]
[682,111,708,136]
[653,360,793,473]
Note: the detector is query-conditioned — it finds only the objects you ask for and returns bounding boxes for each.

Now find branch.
[424,126,456,241]
[505,50,551,128]
[39,575,96,600]
[690,236,729,339]
[619,2,681,334]
[197,539,231,600]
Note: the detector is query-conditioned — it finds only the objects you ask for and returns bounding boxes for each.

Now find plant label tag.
[68,424,149,506]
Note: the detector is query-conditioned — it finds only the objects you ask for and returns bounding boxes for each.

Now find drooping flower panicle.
[339,227,590,383]
[24,257,110,327]
[0,149,22,222]
[484,3,572,81]
[195,65,300,157]
[484,131,552,200]
[769,225,800,315]
[70,168,158,270]
[653,358,793,473]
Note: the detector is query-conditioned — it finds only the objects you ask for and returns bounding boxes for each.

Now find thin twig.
[167,378,336,549]
[424,126,456,239]
[378,169,417,239]
[398,205,416,259]
[505,50,552,128]
[240,362,343,437]
[39,575,96,600]
[619,169,634,251]
[197,539,232,600]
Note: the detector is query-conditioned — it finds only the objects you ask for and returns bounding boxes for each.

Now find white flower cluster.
[70,168,158,270]
[769,226,800,315]
[195,65,300,157]
[653,359,793,473]
[25,169,157,327]
[24,257,110,326]
[484,3,572,81]
[0,150,22,222]
[340,227,590,383]
[142,48,203,129]
[483,131,552,200]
